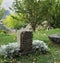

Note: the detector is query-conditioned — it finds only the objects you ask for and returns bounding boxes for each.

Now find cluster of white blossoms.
[0,43,20,57]
[32,40,49,52]
[0,40,49,57]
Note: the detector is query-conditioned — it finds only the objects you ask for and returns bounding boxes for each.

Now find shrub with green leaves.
[3,14,27,29]
[0,29,8,34]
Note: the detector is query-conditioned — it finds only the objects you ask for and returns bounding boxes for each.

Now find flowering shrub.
[0,43,20,58]
[32,40,49,53]
[0,40,49,57]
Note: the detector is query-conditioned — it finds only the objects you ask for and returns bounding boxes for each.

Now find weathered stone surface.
[48,34,60,43]
[17,29,33,54]
[25,23,32,30]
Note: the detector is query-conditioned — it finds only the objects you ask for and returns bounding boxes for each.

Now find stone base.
[48,34,60,43]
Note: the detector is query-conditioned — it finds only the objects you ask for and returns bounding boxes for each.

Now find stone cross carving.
[17,29,33,54]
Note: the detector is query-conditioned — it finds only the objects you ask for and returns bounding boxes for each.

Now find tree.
[39,0,60,28]
[50,0,60,28]
[13,0,42,31]
[13,0,60,31]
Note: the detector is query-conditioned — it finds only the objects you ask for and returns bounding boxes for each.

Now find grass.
[0,28,60,63]
[33,28,60,41]
[0,33,17,45]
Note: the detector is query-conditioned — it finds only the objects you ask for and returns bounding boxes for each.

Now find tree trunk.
[31,23,36,31]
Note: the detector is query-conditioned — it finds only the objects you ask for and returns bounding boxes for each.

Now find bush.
[32,40,49,53]
[0,29,8,34]
[0,40,49,58]
[3,14,27,29]
[0,42,20,58]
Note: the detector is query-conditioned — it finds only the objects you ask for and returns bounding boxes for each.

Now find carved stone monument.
[17,29,33,54]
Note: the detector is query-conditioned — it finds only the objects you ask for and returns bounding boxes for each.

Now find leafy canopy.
[13,0,60,30]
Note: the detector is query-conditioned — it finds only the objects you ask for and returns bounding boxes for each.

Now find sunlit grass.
[0,33,17,45]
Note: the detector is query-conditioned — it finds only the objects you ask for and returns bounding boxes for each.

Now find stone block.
[17,29,33,54]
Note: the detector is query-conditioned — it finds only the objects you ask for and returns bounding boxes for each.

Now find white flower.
[0,40,49,57]
[32,40,49,52]
[0,42,20,57]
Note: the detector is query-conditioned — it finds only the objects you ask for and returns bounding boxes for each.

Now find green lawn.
[0,28,60,63]
[0,33,17,45]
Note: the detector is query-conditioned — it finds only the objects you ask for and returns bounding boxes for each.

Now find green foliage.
[13,0,60,30]
[50,0,60,28]
[0,29,8,34]
[38,0,60,28]
[0,0,5,20]
[0,0,2,5]
[3,14,27,29]
[0,8,5,19]
[13,0,42,31]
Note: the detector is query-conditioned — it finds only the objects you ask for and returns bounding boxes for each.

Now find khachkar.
[17,29,33,54]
